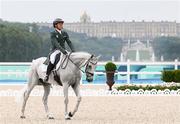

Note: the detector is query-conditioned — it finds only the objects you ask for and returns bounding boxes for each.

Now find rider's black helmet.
[53,18,64,27]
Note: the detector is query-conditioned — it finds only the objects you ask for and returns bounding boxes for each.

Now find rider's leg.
[54,53,61,66]
[44,62,54,82]
[44,50,60,82]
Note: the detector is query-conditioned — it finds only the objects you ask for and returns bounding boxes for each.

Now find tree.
[152,36,180,61]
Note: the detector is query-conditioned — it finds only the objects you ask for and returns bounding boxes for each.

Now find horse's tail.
[27,59,37,86]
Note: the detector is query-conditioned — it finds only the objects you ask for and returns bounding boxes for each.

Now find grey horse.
[20,52,99,120]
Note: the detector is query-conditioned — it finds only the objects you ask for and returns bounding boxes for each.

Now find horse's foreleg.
[42,84,54,119]
[63,84,70,120]
[70,83,81,117]
[20,83,35,119]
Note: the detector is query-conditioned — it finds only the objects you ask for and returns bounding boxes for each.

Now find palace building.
[37,12,180,41]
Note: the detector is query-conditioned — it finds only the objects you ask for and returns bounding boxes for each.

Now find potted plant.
[105,62,117,90]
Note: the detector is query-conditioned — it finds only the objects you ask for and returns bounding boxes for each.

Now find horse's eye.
[89,65,92,69]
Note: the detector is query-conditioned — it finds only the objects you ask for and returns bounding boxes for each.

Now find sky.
[0,0,180,23]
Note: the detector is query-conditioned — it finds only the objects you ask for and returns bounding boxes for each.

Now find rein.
[61,53,95,74]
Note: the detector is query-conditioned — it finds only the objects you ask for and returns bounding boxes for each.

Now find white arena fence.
[0,60,180,85]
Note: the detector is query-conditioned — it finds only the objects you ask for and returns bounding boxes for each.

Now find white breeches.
[50,50,61,64]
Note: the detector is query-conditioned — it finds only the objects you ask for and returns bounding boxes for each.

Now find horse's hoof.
[48,116,54,119]
[68,112,73,117]
[65,114,71,120]
[47,115,54,119]
[65,117,71,120]
[20,115,26,119]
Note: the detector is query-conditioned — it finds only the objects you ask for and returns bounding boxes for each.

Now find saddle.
[40,52,64,86]
[38,70,62,86]
[43,52,51,65]
[52,70,62,86]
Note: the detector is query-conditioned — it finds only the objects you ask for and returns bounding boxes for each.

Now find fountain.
[152,52,155,62]
[120,53,123,62]
[136,49,140,61]
[112,56,115,61]
[160,56,164,61]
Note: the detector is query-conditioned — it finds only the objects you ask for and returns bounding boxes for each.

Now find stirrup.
[44,75,49,82]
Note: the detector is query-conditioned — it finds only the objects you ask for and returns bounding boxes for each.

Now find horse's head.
[85,55,100,82]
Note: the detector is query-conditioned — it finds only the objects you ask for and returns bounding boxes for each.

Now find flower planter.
[105,62,117,91]
[106,71,115,90]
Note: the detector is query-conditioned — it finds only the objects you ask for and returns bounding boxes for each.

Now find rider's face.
[55,22,63,30]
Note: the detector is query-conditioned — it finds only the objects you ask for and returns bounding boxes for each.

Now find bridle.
[84,55,97,76]
[61,53,97,76]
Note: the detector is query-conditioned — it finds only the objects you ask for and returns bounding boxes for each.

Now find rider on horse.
[44,18,75,82]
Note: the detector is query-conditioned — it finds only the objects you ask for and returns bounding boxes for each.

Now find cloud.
[1,0,179,22]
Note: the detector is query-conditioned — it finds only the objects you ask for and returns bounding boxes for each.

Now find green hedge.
[161,70,180,83]
[161,70,174,82]
[116,85,180,91]
[174,70,180,82]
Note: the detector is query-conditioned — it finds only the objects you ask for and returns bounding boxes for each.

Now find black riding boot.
[44,62,54,82]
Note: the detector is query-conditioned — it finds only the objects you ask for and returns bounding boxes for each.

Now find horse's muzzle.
[86,78,93,82]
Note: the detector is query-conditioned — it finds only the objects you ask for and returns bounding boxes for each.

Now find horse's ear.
[96,55,101,60]
[91,55,94,58]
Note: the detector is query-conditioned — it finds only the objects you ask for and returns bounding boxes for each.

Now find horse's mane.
[70,52,91,60]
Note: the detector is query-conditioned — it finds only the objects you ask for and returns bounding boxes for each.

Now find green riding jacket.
[50,30,75,54]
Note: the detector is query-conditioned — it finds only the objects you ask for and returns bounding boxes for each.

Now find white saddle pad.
[39,52,68,73]
[55,52,64,70]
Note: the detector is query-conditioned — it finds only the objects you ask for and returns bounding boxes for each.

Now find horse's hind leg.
[20,68,37,119]
[20,82,36,118]
[42,84,54,119]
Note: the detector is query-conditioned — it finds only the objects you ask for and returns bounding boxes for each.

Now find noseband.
[84,55,97,76]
